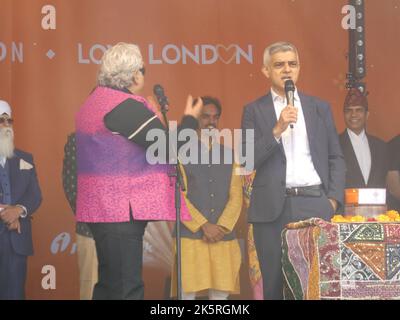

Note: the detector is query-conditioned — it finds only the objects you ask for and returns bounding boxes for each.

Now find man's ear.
[261,66,270,79]
[132,71,142,84]
[132,71,140,85]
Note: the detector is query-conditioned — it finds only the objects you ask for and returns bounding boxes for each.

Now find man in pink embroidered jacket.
[75,42,202,300]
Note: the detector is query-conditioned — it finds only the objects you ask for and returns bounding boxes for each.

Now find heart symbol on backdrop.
[216,44,238,64]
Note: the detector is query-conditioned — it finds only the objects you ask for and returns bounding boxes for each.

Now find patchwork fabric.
[282,218,400,299]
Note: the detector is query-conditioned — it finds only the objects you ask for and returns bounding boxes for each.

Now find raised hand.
[184,95,203,119]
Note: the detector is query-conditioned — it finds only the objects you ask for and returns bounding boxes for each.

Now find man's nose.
[350,110,359,117]
[283,63,291,73]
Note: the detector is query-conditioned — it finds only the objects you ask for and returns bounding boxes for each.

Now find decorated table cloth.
[282,218,400,300]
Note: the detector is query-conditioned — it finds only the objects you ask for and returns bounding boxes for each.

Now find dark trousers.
[0,229,27,300]
[88,216,147,300]
[253,193,334,300]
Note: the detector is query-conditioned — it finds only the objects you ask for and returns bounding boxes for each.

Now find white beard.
[0,127,15,159]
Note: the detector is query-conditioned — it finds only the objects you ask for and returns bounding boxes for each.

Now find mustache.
[0,127,13,136]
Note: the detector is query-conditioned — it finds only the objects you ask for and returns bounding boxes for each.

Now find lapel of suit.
[258,93,277,129]
[258,93,284,154]
[256,92,285,155]
[298,93,317,152]
[8,154,20,201]
[366,134,377,184]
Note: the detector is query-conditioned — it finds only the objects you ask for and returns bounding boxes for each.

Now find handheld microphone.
[284,79,295,129]
[153,84,169,111]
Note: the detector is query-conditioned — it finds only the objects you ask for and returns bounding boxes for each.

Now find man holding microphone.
[241,41,345,299]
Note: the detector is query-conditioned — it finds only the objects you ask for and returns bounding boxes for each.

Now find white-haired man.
[241,42,345,299]
[0,100,42,299]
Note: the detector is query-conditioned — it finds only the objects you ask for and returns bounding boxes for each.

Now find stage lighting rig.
[346,0,366,92]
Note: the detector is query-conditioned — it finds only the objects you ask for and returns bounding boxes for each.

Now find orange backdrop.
[0,0,399,299]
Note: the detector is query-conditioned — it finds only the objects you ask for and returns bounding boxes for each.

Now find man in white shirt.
[241,41,345,299]
[339,88,388,189]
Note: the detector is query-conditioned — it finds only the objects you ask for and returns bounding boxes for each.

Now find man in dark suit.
[0,100,42,300]
[241,42,345,299]
[387,135,400,211]
[339,88,388,189]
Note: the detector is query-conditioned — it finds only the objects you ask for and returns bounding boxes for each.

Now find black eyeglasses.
[139,67,146,76]
[0,118,13,125]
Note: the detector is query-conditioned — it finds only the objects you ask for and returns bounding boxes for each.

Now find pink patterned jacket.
[75,86,191,222]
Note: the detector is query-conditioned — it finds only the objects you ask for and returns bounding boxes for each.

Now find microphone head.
[153,84,169,110]
[153,84,164,97]
[284,79,295,93]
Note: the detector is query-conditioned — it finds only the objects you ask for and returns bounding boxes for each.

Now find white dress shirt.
[271,88,322,188]
[347,128,371,185]
[0,156,6,168]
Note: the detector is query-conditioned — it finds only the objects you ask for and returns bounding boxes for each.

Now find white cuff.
[16,205,28,218]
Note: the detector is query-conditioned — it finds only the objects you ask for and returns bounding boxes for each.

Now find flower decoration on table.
[331,210,400,223]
